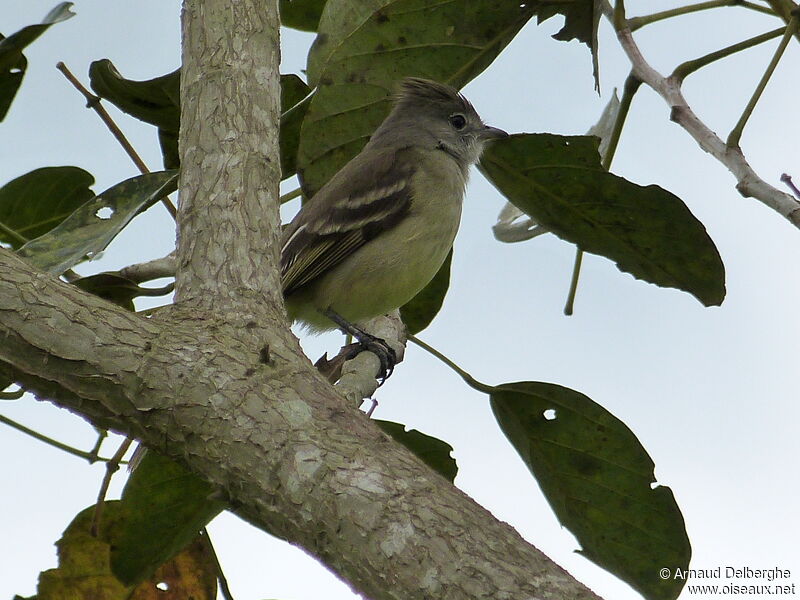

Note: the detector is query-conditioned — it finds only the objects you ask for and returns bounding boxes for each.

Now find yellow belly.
[287,151,467,332]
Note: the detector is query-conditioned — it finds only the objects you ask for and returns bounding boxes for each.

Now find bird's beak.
[478,125,508,140]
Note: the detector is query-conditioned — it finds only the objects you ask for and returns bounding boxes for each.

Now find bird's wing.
[281,146,416,296]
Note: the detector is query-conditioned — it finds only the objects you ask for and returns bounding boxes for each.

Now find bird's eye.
[449,114,467,130]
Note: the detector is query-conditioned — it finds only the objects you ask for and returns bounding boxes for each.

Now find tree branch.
[627,0,775,31]
[119,253,176,283]
[176,0,283,313]
[609,4,800,227]
[0,0,606,597]
[0,247,600,600]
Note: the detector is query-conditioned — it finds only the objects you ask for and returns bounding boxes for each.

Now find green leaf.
[479,133,726,306]
[0,3,75,121]
[298,0,535,196]
[18,170,178,275]
[399,249,452,335]
[90,62,309,176]
[0,166,95,249]
[89,60,180,132]
[537,0,601,90]
[90,60,180,169]
[111,452,225,585]
[281,73,311,109]
[158,129,180,170]
[280,0,328,31]
[374,420,457,482]
[490,382,690,600]
[34,501,217,598]
[0,35,26,123]
[279,74,313,178]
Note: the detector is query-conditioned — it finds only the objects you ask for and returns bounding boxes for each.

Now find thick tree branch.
[0,248,599,600]
[176,0,284,312]
[0,0,604,597]
[609,5,800,227]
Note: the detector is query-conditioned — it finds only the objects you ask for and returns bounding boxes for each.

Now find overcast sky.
[2,2,798,599]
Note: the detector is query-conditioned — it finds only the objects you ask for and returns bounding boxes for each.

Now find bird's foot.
[346,332,397,385]
[324,309,397,384]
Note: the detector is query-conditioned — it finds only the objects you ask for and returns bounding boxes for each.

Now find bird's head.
[370,77,507,168]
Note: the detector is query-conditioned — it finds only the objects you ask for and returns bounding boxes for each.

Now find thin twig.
[563,248,584,316]
[764,0,800,43]
[0,413,122,462]
[280,187,303,204]
[88,428,109,462]
[607,3,800,226]
[91,437,133,537]
[55,61,178,220]
[564,75,640,315]
[727,15,799,148]
[672,27,785,82]
[407,335,495,394]
[119,253,177,283]
[602,74,640,172]
[780,173,800,200]
[365,398,379,417]
[628,0,775,31]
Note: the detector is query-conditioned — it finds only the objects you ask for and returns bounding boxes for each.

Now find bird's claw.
[361,335,397,385]
[344,332,396,385]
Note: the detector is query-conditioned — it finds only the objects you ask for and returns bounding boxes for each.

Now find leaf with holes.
[399,249,452,335]
[375,419,457,482]
[0,3,75,121]
[479,133,725,306]
[33,501,217,599]
[0,166,95,249]
[536,0,601,89]
[298,0,535,196]
[110,452,225,586]
[491,381,690,600]
[18,170,178,275]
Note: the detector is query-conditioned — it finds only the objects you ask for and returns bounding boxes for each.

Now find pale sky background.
[2,2,798,599]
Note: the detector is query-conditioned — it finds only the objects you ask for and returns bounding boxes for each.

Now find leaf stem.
[563,248,584,316]
[0,220,29,246]
[55,61,178,220]
[88,427,109,461]
[628,0,774,31]
[765,0,800,43]
[780,173,800,200]
[91,436,133,536]
[407,334,495,394]
[0,386,24,400]
[672,27,785,82]
[727,14,799,148]
[614,0,627,30]
[0,413,122,462]
[564,74,639,315]
[280,187,303,204]
[602,74,640,172]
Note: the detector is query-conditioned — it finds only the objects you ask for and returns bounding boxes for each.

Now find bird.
[281,77,507,378]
